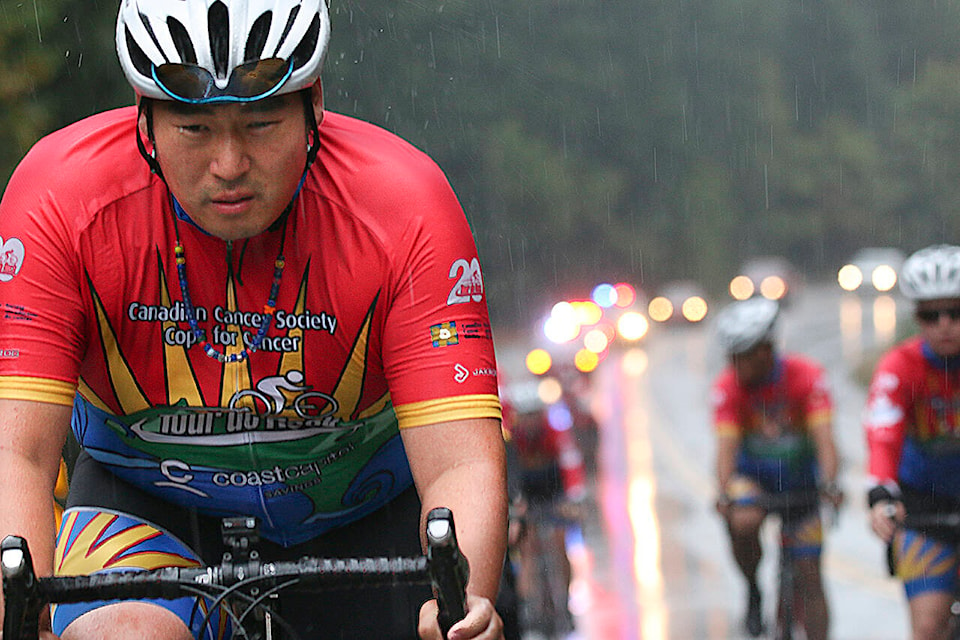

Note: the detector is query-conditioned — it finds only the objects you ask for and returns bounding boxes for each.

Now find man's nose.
[210,134,250,180]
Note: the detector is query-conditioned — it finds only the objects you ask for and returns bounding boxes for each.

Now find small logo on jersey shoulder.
[431,321,459,347]
[447,258,484,305]
[454,363,470,383]
[0,236,25,283]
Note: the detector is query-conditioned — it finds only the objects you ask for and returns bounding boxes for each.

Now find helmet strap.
[301,89,321,171]
[136,99,166,180]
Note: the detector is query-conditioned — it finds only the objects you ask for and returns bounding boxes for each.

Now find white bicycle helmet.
[117,0,330,102]
[899,244,960,301]
[714,297,780,355]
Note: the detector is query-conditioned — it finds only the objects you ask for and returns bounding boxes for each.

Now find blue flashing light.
[592,283,617,308]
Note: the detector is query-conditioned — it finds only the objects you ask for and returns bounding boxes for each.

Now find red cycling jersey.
[712,355,832,490]
[865,336,960,496]
[0,107,500,544]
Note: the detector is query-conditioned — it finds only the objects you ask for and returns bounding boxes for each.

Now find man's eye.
[178,124,206,134]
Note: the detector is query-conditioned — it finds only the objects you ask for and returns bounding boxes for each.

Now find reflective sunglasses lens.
[225,58,293,98]
[154,64,216,101]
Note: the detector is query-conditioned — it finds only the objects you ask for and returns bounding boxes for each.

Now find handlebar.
[1,507,469,640]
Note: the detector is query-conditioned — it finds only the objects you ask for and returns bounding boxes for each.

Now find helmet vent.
[137,11,168,63]
[167,18,197,64]
[208,1,230,78]
[274,5,300,57]
[245,12,273,63]
[290,13,321,71]
[125,28,154,77]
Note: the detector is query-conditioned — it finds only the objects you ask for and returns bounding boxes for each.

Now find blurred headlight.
[729,275,755,300]
[648,296,674,323]
[681,296,709,322]
[583,328,610,353]
[617,311,650,341]
[525,348,553,376]
[574,349,600,373]
[760,275,787,300]
[872,265,898,292]
[837,264,863,291]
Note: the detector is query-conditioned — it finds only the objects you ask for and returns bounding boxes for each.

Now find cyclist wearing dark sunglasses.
[866,244,960,640]
[0,1,507,639]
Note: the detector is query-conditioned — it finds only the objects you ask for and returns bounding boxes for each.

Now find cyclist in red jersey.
[0,1,507,638]
[865,244,960,640]
[501,379,584,639]
[711,297,842,639]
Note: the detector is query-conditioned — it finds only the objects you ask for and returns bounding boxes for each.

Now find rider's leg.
[727,503,765,635]
[908,591,954,640]
[61,602,194,640]
[727,503,765,589]
[794,557,828,640]
[891,527,960,640]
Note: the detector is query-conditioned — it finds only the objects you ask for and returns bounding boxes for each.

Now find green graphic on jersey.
[102,401,401,514]
[742,431,814,464]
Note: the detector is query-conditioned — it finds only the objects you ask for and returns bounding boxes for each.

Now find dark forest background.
[3,0,960,326]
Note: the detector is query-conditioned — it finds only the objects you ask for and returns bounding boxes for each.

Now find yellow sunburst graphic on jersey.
[80,251,387,419]
[894,534,955,582]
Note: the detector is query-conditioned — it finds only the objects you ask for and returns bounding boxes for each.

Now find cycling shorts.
[726,476,823,559]
[55,452,431,639]
[891,527,960,599]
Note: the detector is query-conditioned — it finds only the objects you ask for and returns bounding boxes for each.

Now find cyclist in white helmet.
[866,244,960,640]
[0,1,506,638]
[711,297,842,639]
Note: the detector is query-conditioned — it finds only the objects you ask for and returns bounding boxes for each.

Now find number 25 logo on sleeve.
[447,258,484,305]
[0,236,25,283]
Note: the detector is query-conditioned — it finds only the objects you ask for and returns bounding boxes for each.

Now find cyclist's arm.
[0,398,72,633]
[863,354,910,542]
[715,430,740,513]
[402,416,507,639]
[808,418,840,489]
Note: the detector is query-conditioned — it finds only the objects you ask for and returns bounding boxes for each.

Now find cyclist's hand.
[418,595,504,640]
[821,484,844,510]
[715,494,733,519]
[869,500,904,543]
[556,497,583,523]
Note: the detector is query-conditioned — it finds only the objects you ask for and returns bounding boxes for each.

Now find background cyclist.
[711,297,842,639]
[0,0,506,638]
[865,244,960,640]
[501,378,585,640]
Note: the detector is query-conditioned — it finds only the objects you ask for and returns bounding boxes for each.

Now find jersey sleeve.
[0,139,87,405]
[375,156,501,429]
[800,360,833,430]
[711,371,742,439]
[864,348,910,484]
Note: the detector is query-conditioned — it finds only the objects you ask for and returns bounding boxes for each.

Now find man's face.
[730,342,774,387]
[141,85,323,241]
[916,297,960,358]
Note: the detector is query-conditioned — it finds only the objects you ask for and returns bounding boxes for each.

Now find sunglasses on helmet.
[152,58,294,104]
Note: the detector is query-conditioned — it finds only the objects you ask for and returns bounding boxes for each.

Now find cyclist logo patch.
[0,236,25,282]
[431,321,459,347]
